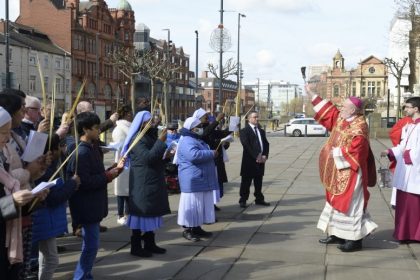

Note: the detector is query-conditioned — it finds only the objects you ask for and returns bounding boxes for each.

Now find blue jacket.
[67,141,108,225]
[177,129,218,193]
[32,160,77,243]
[31,181,76,243]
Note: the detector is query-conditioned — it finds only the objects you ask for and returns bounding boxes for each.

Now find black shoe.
[319,235,345,245]
[192,227,213,238]
[239,201,247,208]
[57,245,66,253]
[255,200,270,206]
[143,232,167,254]
[183,229,200,242]
[99,225,108,232]
[130,235,152,258]
[214,205,221,211]
[337,239,362,252]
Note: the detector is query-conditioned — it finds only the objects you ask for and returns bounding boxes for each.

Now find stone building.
[310,50,388,106]
[134,23,195,121]
[0,21,70,113]
[17,0,135,119]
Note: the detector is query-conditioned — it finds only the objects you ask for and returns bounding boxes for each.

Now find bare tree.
[384,57,409,120]
[110,47,142,114]
[207,57,238,79]
[156,60,182,124]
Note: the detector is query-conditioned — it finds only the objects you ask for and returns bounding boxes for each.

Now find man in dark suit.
[239,111,270,208]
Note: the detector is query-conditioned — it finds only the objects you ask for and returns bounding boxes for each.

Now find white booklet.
[21,130,48,162]
[229,116,240,132]
[31,178,63,194]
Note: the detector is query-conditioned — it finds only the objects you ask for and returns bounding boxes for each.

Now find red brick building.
[198,71,238,115]
[17,0,135,119]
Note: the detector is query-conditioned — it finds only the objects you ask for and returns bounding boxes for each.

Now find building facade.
[0,22,70,114]
[310,51,388,106]
[17,0,135,120]
[198,71,238,115]
[133,23,195,121]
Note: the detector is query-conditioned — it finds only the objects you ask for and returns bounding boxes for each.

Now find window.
[104,84,112,99]
[87,82,95,98]
[29,75,36,92]
[65,59,70,70]
[55,78,62,93]
[104,24,111,34]
[29,56,36,65]
[333,85,339,97]
[55,59,62,69]
[44,77,49,91]
[367,81,376,97]
[73,34,84,51]
[88,19,98,30]
[44,55,49,68]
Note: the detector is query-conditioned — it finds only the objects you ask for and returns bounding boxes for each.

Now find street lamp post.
[195,30,199,95]
[218,0,224,111]
[162,28,171,122]
[236,13,246,117]
[5,0,11,89]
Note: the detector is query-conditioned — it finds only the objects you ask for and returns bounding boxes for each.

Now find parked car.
[285,117,327,137]
[294,113,306,118]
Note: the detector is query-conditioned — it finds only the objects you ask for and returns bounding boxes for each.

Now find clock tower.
[333,49,345,70]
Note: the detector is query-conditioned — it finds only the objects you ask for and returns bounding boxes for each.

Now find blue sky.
[1,0,397,86]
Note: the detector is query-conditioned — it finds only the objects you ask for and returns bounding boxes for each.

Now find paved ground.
[53,135,420,280]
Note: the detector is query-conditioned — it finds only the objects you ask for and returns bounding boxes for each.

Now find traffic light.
[168,40,173,51]
[240,69,244,79]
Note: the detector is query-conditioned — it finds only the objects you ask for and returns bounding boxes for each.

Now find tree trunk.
[150,79,155,113]
[163,80,168,125]
[397,80,401,121]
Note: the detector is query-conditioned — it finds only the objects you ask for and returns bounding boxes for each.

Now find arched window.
[87,82,95,98]
[73,80,82,93]
[104,84,112,99]
[333,85,339,97]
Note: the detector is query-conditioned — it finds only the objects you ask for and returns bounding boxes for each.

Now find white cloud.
[198,18,213,35]
[0,0,20,20]
[305,42,339,62]
[256,49,276,68]
[226,0,316,14]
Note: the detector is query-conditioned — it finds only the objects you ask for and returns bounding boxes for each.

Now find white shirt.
[249,123,263,153]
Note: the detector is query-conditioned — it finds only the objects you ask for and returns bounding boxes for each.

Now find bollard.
[284,125,287,136]
[304,125,308,137]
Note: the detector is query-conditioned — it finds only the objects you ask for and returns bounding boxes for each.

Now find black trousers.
[239,175,264,203]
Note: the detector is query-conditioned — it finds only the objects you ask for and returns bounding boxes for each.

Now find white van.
[285,117,327,137]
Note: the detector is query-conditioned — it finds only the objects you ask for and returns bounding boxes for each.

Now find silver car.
[285,117,327,137]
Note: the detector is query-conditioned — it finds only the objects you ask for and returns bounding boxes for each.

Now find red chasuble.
[312,96,376,213]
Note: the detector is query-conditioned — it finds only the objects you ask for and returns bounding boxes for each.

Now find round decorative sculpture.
[210,24,232,52]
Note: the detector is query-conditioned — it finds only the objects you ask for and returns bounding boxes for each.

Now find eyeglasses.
[26,107,41,111]
[404,106,414,109]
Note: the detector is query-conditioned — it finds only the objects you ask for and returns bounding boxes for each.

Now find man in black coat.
[239,111,270,208]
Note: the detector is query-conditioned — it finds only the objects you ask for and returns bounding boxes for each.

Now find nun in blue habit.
[121,111,170,257]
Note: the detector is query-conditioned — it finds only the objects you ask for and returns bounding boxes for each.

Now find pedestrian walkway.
[54,136,420,280]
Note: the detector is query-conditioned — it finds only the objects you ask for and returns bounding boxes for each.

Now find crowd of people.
[2,84,420,279]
